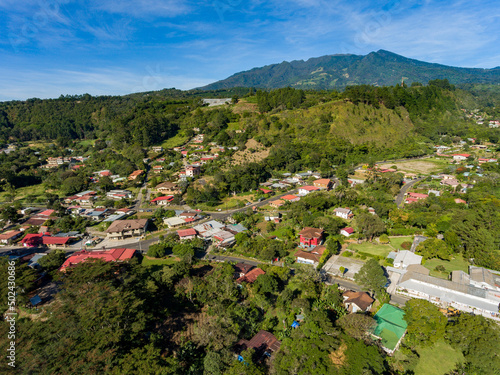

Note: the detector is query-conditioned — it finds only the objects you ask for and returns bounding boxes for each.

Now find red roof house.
[177,228,197,240]
[281,194,300,202]
[59,248,136,272]
[20,233,44,247]
[340,227,355,237]
[298,227,324,248]
[42,236,72,248]
[150,196,174,205]
[237,268,265,284]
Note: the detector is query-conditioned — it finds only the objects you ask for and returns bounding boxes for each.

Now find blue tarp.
[30,295,42,306]
[291,321,300,328]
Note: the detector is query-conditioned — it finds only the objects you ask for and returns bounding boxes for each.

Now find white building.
[393,250,422,269]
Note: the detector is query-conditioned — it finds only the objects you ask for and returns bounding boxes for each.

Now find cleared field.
[423,255,469,279]
[388,236,413,249]
[348,242,393,258]
[414,340,464,375]
[161,134,189,149]
[378,158,450,175]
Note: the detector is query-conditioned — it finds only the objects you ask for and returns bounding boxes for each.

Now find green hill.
[199,50,500,90]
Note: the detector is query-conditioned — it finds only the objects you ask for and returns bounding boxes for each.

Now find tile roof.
[59,248,136,271]
[343,290,374,311]
[237,268,265,283]
[298,227,324,238]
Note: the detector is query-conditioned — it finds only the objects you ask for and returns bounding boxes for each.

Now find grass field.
[378,157,450,175]
[348,242,394,258]
[424,255,469,279]
[388,236,413,249]
[0,183,49,202]
[414,340,464,375]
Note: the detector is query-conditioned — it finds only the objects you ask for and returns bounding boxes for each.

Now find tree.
[354,258,387,295]
[404,299,447,347]
[38,249,66,272]
[0,205,20,223]
[356,213,386,241]
[416,238,452,260]
[338,313,376,340]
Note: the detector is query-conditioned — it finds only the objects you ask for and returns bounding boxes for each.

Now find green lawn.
[141,256,178,267]
[388,236,413,249]
[423,255,469,279]
[414,340,464,375]
[348,242,393,258]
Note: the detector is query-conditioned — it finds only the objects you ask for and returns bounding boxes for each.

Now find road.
[206,189,298,221]
[395,177,425,208]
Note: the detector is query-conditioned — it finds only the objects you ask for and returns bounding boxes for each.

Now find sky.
[1,0,499,101]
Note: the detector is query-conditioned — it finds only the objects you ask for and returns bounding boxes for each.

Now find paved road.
[395,177,425,208]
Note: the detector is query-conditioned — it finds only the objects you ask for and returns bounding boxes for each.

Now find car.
[195,209,202,212]
[218,209,222,212]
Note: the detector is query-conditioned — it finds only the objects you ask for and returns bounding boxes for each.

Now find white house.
[298,185,320,196]
[340,227,354,237]
[393,250,422,269]
[334,207,353,220]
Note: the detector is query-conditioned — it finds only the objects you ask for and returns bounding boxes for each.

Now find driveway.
[395,177,425,207]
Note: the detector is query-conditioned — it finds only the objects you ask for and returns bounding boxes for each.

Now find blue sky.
[1,0,499,100]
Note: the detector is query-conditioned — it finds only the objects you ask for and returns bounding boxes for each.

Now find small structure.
[340,227,354,237]
[342,290,374,313]
[281,194,300,203]
[371,304,407,354]
[235,330,281,362]
[237,268,265,284]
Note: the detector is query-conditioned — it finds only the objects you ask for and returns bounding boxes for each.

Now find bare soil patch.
[231,138,270,165]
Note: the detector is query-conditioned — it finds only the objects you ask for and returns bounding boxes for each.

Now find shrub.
[379,234,390,244]
[401,241,412,250]
[434,265,446,272]
[341,251,353,257]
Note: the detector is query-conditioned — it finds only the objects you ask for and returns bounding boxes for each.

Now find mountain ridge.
[199,50,500,90]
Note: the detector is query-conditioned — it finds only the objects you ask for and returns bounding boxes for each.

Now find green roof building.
[372,304,407,354]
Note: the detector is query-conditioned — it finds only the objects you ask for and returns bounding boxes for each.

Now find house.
[342,290,374,313]
[59,248,136,272]
[156,181,181,195]
[42,236,72,248]
[334,207,353,220]
[152,165,163,174]
[348,178,364,187]
[193,220,226,239]
[281,194,300,203]
[235,330,281,362]
[454,198,467,204]
[107,190,133,200]
[177,228,197,241]
[393,250,422,269]
[405,192,428,201]
[368,207,376,215]
[150,196,174,206]
[233,263,254,278]
[213,230,236,248]
[269,199,285,208]
[0,230,22,244]
[298,185,320,195]
[371,304,408,354]
[163,216,187,227]
[295,245,326,266]
[259,188,273,195]
[237,268,265,284]
[428,189,441,197]
[20,233,44,247]
[298,227,324,248]
[186,165,201,177]
[152,146,163,153]
[340,227,354,237]
[313,178,333,190]
[440,179,461,189]
[105,219,148,239]
[452,154,471,161]
[128,170,144,181]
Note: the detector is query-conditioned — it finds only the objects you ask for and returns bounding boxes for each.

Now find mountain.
[199,50,500,90]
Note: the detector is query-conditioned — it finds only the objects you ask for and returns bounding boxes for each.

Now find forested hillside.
[200,50,500,90]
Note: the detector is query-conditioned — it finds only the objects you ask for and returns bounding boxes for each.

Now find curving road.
[395,177,425,208]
